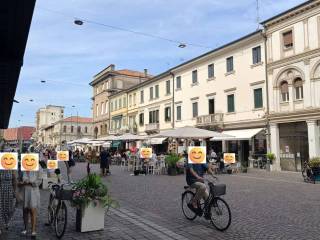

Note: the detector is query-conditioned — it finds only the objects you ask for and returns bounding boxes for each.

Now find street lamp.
[72,105,79,139]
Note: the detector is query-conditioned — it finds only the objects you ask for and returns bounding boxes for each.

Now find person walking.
[0,170,17,235]
[19,170,41,237]
[100,148,110,177]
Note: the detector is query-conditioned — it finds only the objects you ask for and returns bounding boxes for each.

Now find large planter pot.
[76,201,105,232]
[167,167,177,176]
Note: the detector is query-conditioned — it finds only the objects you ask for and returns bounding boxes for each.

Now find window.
[63,126,66,133]
[123,97,126,107]
[164,107,171,122]
[133,93,136,105]
[283,30,293,49]
[280,81,289,102]
[294,78,303,100]
[208,99,215,114]
[227,94,235,112]
[77,126,81,133]
[96,104,99,117]
[155,85,159,98]
[192,102,198,118]
[101,102,104,115]
[85,126,88,133]
[149,110,159,123]
[254,88,263,109]
[105,101,108,114]
[129,95,132,106]
[139,113,144,126]
[192,70,198,84]
[110,102,113,112]
[115,99,118,110]
[208,64,214,78]
[166,80,170,94]
[150,87,153,100]
[119,98,122,109]
[226,57,234,72]
[176,76,181,89]
[176,106,181,121]
[140,91,144,103]
[252,46,261,64]
[71,126,74,133]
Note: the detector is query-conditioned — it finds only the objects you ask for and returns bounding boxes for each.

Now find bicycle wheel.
[181,191,197,220]
[209,197,231,231]
[47,194,54,225]
[55,201,67,239]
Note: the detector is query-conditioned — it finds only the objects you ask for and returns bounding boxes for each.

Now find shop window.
[280,81,289,102]
[294,78,303,100]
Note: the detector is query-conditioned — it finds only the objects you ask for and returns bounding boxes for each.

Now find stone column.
[270,123,281,171]
[307,120,320,158]
[222,140,227,152]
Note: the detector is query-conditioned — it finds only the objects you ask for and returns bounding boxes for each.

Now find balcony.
[145,123,160,133]
[196,113,224,127]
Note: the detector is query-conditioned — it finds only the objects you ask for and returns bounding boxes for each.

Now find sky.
[10,0,306,127]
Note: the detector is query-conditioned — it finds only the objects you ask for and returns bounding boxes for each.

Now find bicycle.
[181,174,231,231]
[302,161,315,183]
[46,181,74,239]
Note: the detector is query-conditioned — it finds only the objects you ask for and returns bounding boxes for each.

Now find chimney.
[144,69,148,77]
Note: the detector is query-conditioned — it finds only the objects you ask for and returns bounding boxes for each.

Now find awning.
[210,128,265,141]
[147,137,167,145]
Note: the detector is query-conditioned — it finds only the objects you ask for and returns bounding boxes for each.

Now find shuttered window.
[176,76,181,89]
[192,70,198,84]
[166,80,170,94]
[192,102,198,118]
[252,46,261,64]
[140,90,144,103]
[176,106,181,121]
[139,113,144,126]
[226,57,234,72]
[208,64,214,78]
[164,107,171,122]
[155,85,159,98]
[227,94,235,113]
[150,87,153,100]
[283,31,293,48]
[254,88,263,109]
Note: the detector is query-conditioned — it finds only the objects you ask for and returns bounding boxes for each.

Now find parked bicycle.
[302,160,315,183]
[46,181,74,239]
[181,174,231,231]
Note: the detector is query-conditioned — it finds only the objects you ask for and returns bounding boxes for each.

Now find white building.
[43,116,93,146]
[263,0,320,171]
[35,105,64,143]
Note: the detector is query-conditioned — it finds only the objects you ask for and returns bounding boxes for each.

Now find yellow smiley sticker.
[21,153,39,171]
[57,151,69,161]
[0,153,18,170]
[188,146,206,164]
[140,148,152,159]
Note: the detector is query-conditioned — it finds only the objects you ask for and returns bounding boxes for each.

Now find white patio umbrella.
[116,133,146,141]
[153,126,232,139]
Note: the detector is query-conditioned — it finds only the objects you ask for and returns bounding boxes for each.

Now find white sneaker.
[21,230,27,236]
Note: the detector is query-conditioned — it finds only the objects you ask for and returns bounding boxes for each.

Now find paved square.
[4,163,320,239]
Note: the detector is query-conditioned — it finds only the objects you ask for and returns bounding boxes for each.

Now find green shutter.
[227,95,234,112]
[254,88,263,108]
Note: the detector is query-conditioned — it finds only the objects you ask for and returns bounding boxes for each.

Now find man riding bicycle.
[186,162,213,218]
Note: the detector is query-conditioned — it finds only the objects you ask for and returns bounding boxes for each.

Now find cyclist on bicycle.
[186,162,213,217]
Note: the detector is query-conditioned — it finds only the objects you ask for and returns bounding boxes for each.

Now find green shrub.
[165,154,180,168]
[309,157,320,168]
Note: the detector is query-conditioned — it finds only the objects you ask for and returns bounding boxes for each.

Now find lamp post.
[72,105,79,139]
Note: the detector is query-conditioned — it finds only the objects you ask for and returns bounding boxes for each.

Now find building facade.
[35,105,64,143]
[43,116,93,146]
[3,126,36,150]
[263,0,320,171]
[90,64,151,138]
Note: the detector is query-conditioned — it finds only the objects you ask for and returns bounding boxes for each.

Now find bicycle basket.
[211,183,226,196]
[55,189,74,201]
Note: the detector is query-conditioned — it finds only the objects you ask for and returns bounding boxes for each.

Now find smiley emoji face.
[47,160,58,170]
[140,148,152,159]
[21,154,39,171]
[57,151,69,161]
[0,153,18,170]
[188,147,206,164]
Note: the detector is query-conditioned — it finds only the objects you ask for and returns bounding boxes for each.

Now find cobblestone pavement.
[3,163,320,240]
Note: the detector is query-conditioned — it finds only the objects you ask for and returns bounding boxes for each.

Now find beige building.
[43,116,93,146]
[90,64,151,138]
[35,105,64,143]
[263,0,320,171]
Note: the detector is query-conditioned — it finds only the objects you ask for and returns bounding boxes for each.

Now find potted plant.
[266,153,275,171]
[309,157,320,181]
[165,154,180,176]
[72,174,117,232]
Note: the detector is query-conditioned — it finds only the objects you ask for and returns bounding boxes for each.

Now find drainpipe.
[262,29,271,153]
[170,72,175,129]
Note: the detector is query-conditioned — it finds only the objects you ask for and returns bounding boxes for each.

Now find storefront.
[211,128,267,167]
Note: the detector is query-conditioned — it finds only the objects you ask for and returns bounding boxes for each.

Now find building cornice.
[267,48,320,70]
[268,108,320,123]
